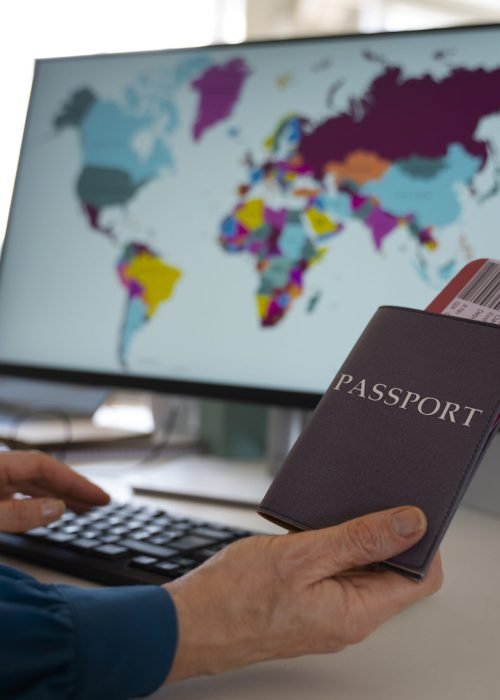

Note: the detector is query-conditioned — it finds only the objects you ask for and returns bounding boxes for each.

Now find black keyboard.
[0,502,254,586]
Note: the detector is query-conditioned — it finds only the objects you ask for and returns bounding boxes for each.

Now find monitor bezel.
[1,21,499,409]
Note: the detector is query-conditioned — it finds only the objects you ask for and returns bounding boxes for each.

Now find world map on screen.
[52,46,500,367]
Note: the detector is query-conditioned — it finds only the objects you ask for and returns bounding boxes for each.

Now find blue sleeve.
[0,564,178,700]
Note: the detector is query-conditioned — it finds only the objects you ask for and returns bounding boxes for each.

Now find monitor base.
[131,454,273,509]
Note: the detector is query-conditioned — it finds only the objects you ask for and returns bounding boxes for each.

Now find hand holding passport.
[167,506,442,680]
[259,259,500,580]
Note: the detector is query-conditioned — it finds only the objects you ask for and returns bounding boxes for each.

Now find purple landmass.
[191,59,251,141]
[127,279,143,296]
[299,66,500,178]
[81,201,115,239]
[266,208,287,230]
[347,190,421,249]
[363,207,400,250]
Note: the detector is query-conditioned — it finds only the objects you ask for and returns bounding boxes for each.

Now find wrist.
[164,574,267,682]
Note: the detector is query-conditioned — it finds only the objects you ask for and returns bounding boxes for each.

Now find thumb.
[0,498,65,533]
[305,506,427,577]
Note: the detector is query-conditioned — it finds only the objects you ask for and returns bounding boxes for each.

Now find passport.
[258,300,500,580]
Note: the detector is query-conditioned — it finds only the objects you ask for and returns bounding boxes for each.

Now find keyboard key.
[153,561,179,573]
[119,539,178,559]
[100,534,121,544]
[144,525,162,535]
[170,535,213,552]
[94,545,129,559]
[130,511,152,522]
[86,511,104,522]
[130,530,151,540]
[62,525,81,535]
[71,538,99,551]
[171,556,197,568]
[192,527,234,541]
[126,520,144,530]
[149,535,174,546]
[25,527,50,538]
[110,526,128,536]
[152,517,172,528]
[130,507,153,516]
[130,556,158,569]
[60,512,76,522]
[47,532,76,544]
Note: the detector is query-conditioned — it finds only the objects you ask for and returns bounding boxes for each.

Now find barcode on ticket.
[442,259,500,324]
[457,261,500,309]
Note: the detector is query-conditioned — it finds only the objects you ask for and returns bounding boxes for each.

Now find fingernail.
[41,499,65,520]
[391,507,426,537]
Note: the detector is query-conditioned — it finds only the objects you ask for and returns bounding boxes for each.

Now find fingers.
[0,497,65,532]
[344,552,444,629]
[300,506,427,579]
[348,551,443,606]
[321,552,443,647]
[1,482,99,514]
[0,451,110,508]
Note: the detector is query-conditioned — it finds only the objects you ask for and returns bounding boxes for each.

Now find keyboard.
[0,501,254,586]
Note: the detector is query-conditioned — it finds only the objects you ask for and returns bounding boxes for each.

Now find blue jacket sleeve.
[0,564,178,700]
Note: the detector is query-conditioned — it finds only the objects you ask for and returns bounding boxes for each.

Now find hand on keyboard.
[0,453,254,586]
[0,450,110,532]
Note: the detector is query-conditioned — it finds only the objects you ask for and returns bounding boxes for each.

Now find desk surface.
[1,456,499,700]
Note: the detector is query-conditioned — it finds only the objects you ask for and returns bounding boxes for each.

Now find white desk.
[1,457,499,700]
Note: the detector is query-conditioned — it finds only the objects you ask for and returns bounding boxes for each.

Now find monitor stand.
[91,392,200,449]
[130,404,311,508]
[266,407,310,475]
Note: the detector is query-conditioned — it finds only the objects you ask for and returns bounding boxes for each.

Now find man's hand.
[166,506,443,681]
[0,450,110,532]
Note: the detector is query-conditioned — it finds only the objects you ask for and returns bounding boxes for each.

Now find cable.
[135,400,183,467]
[1,398,185,469]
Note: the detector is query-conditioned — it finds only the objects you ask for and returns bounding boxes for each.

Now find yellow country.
[126,253,182,317]
[235,199,265,230]
[306,208,337,235]
[311,247,328,265]
[257,293,270,320]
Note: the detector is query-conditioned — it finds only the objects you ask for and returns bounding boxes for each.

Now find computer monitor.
[2,24,500,411]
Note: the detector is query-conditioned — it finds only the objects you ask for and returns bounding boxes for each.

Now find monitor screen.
[2,25,500,406]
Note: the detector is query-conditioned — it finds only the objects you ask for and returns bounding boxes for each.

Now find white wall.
[0,0,232,244]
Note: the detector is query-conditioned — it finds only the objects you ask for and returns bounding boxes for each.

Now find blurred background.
[1,0,500,240]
